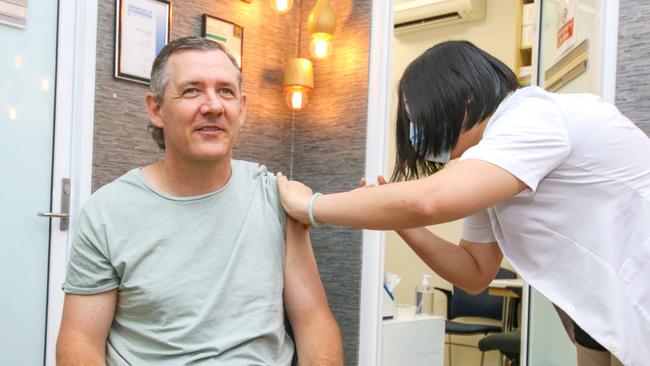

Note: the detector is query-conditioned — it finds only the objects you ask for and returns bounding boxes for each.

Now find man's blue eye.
[218,88,234,96]
[183,88,198,96]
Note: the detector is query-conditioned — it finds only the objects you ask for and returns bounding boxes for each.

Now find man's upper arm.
[57,290,117,363]
[282,218,331,325]
[282,218,342,365]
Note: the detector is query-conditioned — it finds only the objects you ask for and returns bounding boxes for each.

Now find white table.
[381,305,445,366]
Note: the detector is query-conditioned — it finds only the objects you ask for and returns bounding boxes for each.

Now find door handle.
[37,178,70,231]
[37,212,70,218]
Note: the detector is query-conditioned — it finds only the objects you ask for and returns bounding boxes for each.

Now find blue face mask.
[409,122,451,164]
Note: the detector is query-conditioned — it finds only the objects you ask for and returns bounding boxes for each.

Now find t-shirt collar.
[483,86,546,137]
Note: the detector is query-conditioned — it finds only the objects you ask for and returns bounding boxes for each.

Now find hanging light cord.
[289,0,302,180]
[297,0,302,56]
[289,110,295,179]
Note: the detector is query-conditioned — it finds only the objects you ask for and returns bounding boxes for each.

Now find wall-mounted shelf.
[515,0,536,86]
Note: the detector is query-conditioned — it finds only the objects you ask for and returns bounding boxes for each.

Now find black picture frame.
[115,0,171,84]
[201,14,244,70]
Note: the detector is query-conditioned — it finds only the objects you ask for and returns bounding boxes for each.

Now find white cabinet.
[381,305,445,366]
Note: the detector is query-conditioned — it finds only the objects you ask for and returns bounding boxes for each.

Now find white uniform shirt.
[460,86,650,366]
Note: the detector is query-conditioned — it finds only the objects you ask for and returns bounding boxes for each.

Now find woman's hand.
[276,172,314,225]
[356,176,388,190]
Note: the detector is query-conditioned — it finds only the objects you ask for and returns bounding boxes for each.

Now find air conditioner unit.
[394,0,486,34]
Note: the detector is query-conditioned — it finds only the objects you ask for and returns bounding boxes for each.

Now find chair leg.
[448,335,452,366]
[480,351,485,366]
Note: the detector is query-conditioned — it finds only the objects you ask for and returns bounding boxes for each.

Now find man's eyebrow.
[216,81,238,90]
[174,80,239,91]
[175,80,200,90]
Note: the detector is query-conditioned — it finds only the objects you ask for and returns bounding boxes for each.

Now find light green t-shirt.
[63,160,295,365]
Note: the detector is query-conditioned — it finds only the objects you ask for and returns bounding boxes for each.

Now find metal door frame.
[44,0,98,364]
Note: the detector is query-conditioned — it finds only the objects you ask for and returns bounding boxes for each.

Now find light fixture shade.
[283,57,314,90]
[270,0,293,13]
[283,58,313,110]
[307,0,336,35]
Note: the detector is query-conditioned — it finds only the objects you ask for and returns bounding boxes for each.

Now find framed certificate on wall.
[115,0,171,84]
[202,14,243,69]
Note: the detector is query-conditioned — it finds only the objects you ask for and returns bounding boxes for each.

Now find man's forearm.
[57,352,106,366]
[295,313,343,366]
[56,332,106,366]
[56,338,106,366]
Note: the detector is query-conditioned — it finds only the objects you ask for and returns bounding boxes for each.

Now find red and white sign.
[556,0,577,55]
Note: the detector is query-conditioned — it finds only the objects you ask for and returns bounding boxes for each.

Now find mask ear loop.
[404,99,420,152]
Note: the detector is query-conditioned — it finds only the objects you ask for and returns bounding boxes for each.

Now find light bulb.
[307,0,336,59]
[309,34,333,59]
[285,87,309,110]
[270,0,293,13]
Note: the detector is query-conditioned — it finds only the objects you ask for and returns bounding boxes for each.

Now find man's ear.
[145,92,164,128]
[238,92,247,128]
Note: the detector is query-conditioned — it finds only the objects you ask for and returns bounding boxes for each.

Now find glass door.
[527,0,615,364]
[0,0,60,364]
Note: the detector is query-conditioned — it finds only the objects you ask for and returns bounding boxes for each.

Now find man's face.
[147,49,246,163]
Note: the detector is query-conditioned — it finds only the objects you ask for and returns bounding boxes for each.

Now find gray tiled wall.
[93,0,298,190]
[92,1,370,364]
[290,2,371,364]
[616,0,650,136]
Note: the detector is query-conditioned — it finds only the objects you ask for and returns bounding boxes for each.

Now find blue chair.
[479,330,521,366]
[435,268,517,366]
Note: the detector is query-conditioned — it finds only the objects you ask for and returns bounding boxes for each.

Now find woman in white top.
[277,41,650,366]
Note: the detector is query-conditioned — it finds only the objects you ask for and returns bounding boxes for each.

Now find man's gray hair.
[148,36,242,149]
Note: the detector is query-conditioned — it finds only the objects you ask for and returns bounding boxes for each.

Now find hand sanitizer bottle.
[415,274,434,316]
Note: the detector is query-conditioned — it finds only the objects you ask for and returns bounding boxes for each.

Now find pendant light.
[282,0,313,110]
[283,58,313,110]
[307,0,336,59]
[270,0,293,14]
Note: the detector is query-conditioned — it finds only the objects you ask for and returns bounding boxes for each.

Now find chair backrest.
[448,268,517,321]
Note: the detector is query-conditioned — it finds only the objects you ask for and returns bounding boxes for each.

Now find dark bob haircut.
[391,40,519,181]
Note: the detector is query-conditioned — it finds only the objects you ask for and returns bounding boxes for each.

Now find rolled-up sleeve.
[62,206,119,294]
[462,210,496,243]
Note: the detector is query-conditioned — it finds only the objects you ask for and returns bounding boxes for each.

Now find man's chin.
[192,148,232,163]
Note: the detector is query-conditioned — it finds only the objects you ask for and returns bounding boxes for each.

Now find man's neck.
[143,155,233,197]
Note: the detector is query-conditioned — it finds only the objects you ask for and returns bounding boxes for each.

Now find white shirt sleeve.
[462,210,496,243]
[461,92,571,192]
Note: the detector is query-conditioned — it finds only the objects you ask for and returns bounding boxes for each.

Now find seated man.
[56,36,343,365]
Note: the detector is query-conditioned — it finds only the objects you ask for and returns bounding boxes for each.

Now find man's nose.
[200,90,224,114]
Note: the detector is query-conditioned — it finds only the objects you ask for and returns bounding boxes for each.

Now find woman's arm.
[397,227,503,293]
[277,159,527,230]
